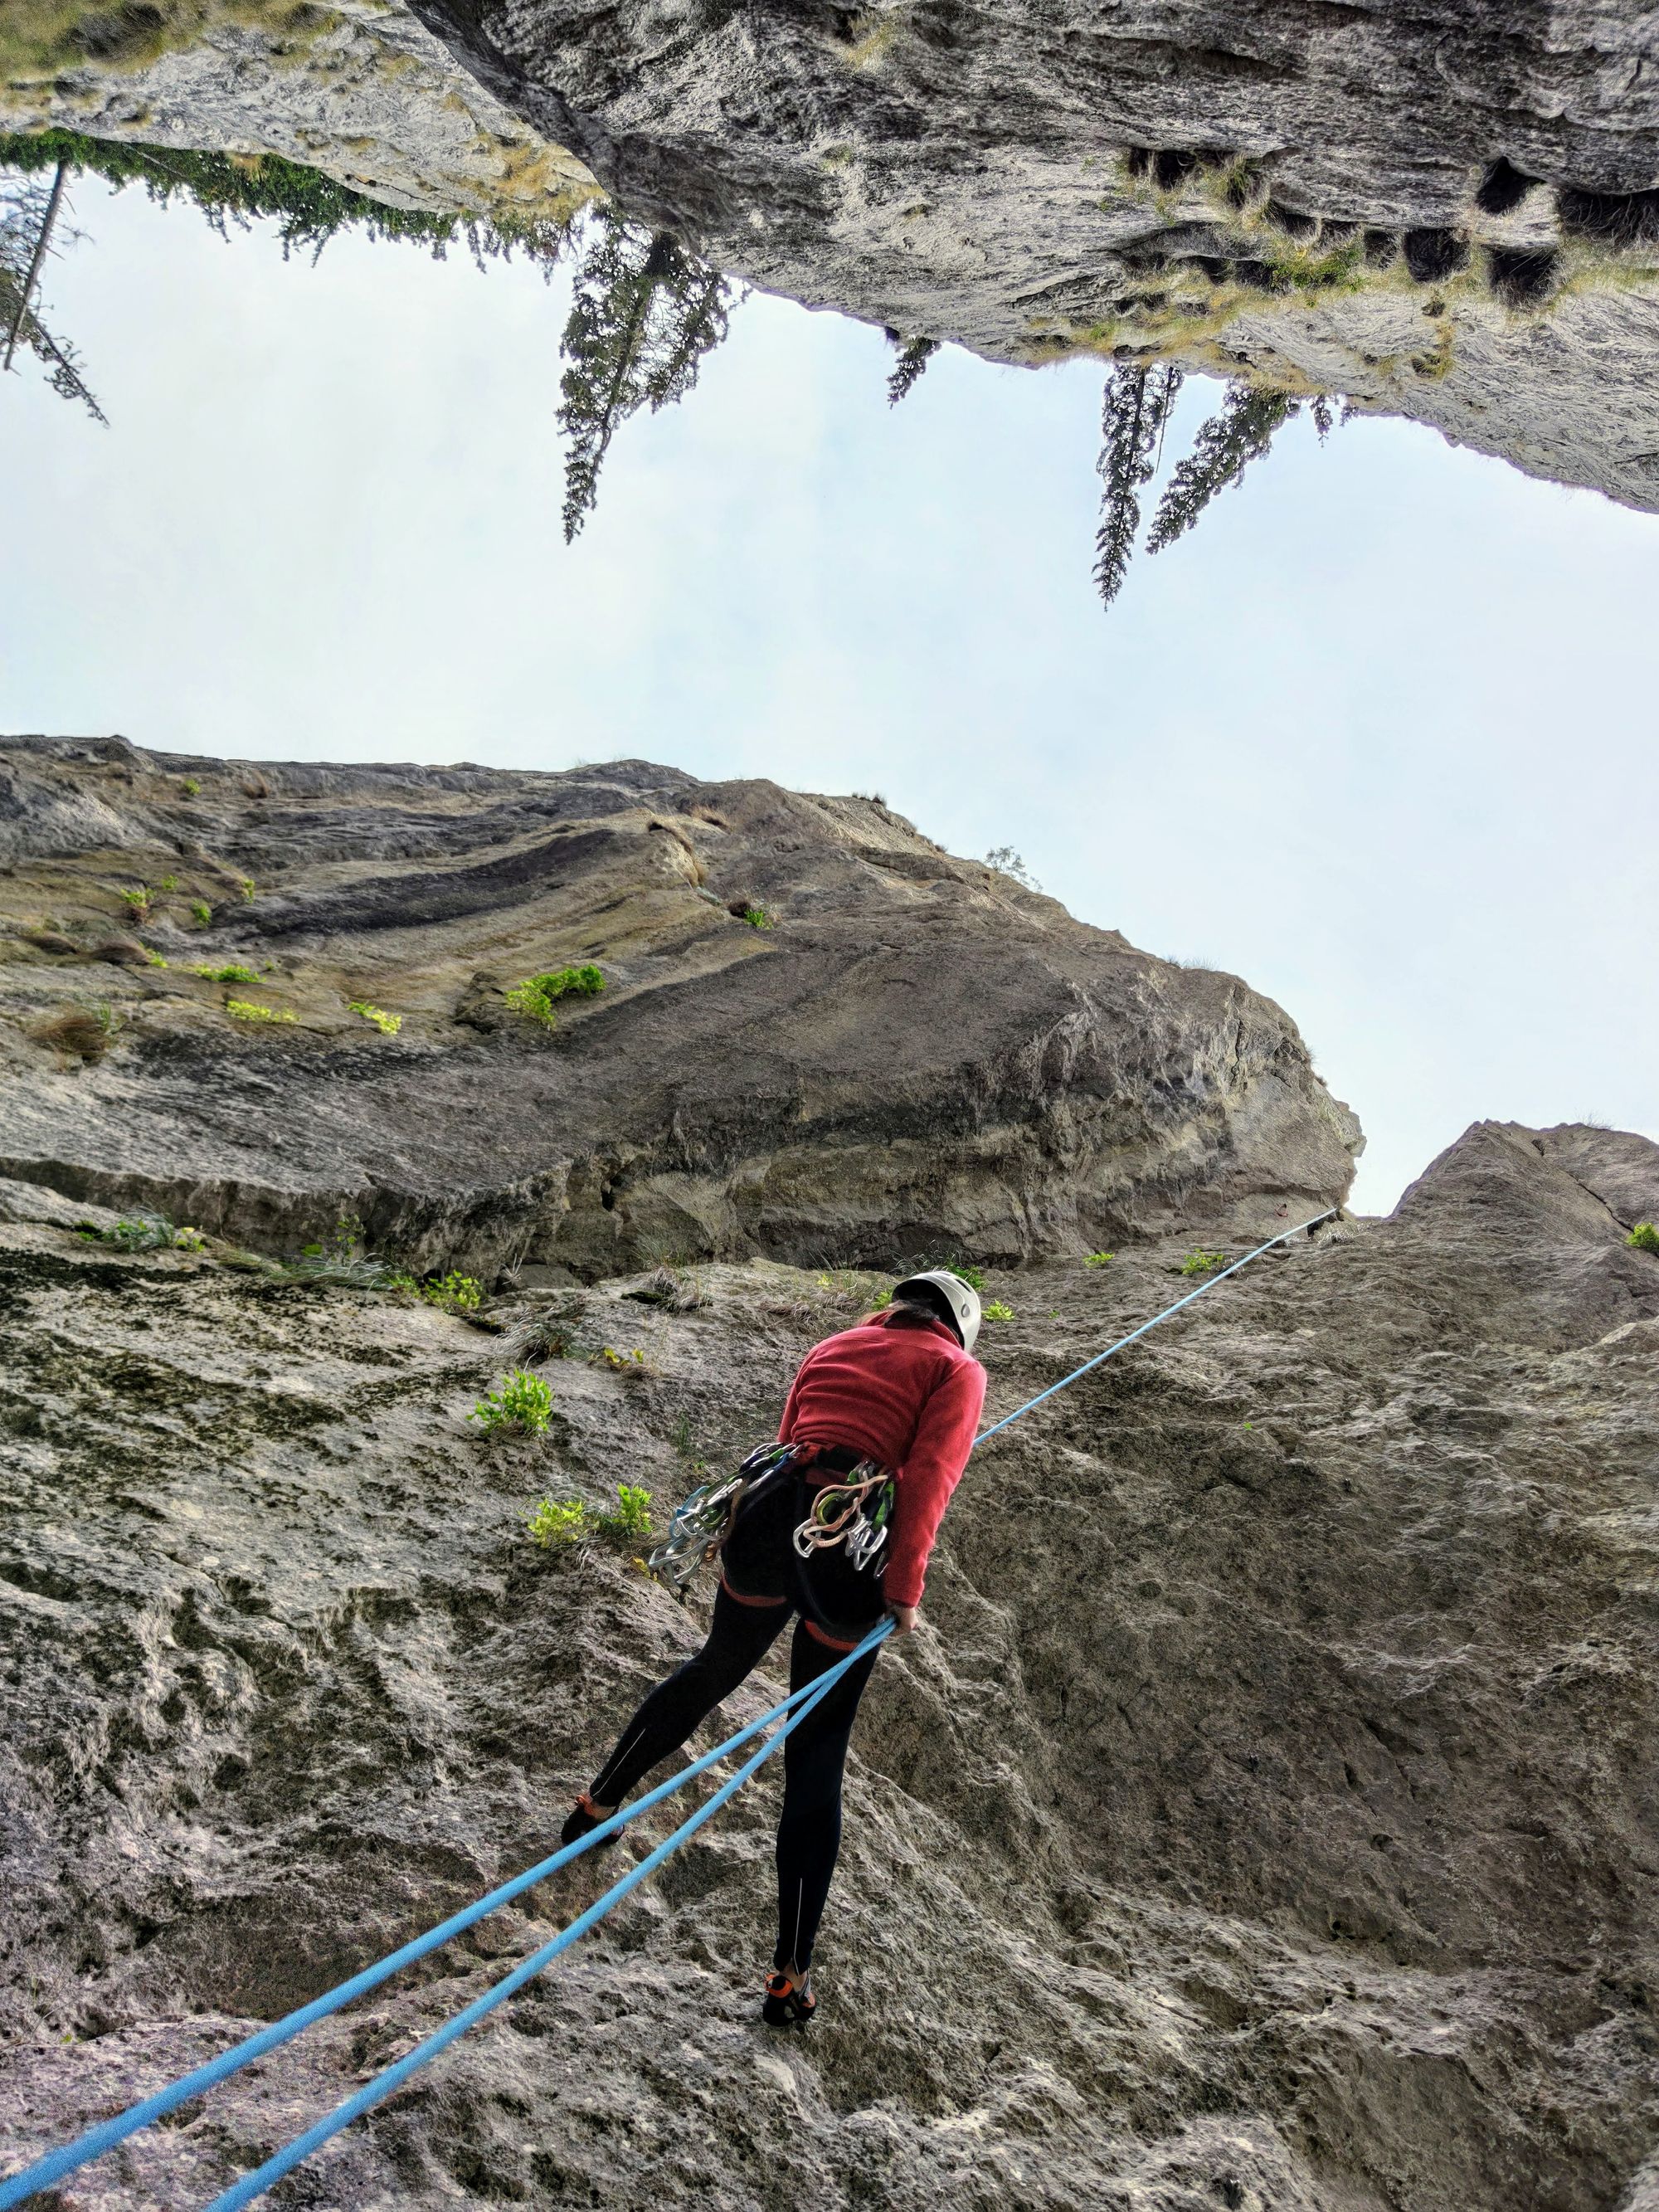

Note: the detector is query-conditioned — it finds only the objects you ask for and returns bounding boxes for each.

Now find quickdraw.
[645,1442,792,1596]
[646,1444,894,1593]
[791,1467,893,1572]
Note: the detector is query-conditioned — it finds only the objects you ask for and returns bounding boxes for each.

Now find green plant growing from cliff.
[742,906,774,930]
[348,1000,402,1035]
[1180,1249,1228,1276]
[558,208,733,542]
[423,1271,483,1314]
[189,900,212,926]
[591,1344,652,1380]
[119,885,152,920]
[142,946,168,967]
[1084,1251,1116,1268]
[181,777,201,797]
[600,1484,653,1543]
[30,1002,119,1060]
[239,877,255,902]
[79,1212,202,1254]
[1628,1222,1659,1252]
[983,1299,1015,1322]
[472,1369,554,1437]
[193,962,260,983]
[505,964,606,1027]
[525,1496,588,1547]
[225,998,292,1023]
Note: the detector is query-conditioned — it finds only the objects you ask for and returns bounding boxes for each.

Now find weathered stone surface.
[0,1117,1656,2210]
[9,1,1659,510]
[0,733,1359,1277]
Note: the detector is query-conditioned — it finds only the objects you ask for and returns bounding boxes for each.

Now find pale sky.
[3,176,1655,1213]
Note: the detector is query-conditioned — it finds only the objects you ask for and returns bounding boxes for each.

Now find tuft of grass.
[1084,1251,1115,1268]
[1180,1250,1227,1276]
[471,1368,554,1436]
[157,875,178,893]
[142,946,168,968]
[189,900,212,927]
[193,962,261,983]
[181,778,202,797]
[983,1299,1014,1322]
[600,1483,653,1542]
[950,1263,985,1292]
[348,1000,402,1035]
[1628,1222,1659,1252]
[239,878,256,902]
[225,999,293,1023]
[29,1003,119,1060]
[742,905,774,930]
[78,1212,203,1254]
[422,1271,483,1314]
[119,886,152,920]
[842,8,901,66]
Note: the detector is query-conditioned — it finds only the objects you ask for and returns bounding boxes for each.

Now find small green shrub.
[742,906,774,930]
[591,1344,651,1380]
[471,1369,554,1436]
[189,900,212,927]
[983,1299,1015,1322]
[1180,1250,1227,1277]
[598,1483,653,1542]
[119,886,151,919]
[504,965,606,1029]
[226,999,293,1024]
[1628,1222,1659,1252]
[239,878,256,902]
[949,1263,985,1293]
[1084,1251,1115,1268]
[348,1000,402,1035]
[173,1225,207,1253]
[181,778,202,797]
[193,962,260,983]
[525,1497,589,1547]
[870,1286,893,1309]
[157,875,178,893]
[143,947,168,968]
[423,1271,483,1314]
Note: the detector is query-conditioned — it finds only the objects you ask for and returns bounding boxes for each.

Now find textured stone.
[0,1116,1656,2210]
[0,734,1360,1277]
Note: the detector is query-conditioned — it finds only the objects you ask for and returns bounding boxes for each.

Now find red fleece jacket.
[778,1310,986,1609]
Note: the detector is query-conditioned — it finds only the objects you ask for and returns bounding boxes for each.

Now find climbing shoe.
[560,1792,620,1851]
[761,1971,817,2028]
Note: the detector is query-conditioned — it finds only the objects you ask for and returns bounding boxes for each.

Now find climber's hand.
[887,1604,919,1636]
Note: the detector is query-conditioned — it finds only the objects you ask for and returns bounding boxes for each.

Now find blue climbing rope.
[202,1631,886,2212]
[972,1209,1336,1445]
[0,1201,1336,2210]
[0,1627,885,2212]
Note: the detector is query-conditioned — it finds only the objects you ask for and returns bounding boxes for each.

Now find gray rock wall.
[1,1115,1655,2210]
[0,734,1360,1276]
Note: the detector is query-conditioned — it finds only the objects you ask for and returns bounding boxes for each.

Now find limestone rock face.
[0,734,1360,1276]
[0,1117,1656,2210]
[402,0,1659,510]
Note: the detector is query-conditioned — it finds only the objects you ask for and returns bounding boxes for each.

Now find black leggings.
[586,1468,885,1973]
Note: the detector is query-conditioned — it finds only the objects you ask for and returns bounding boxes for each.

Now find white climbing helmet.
[891,1269,982,1355]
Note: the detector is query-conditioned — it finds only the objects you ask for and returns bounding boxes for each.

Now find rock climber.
[560,1269,986,2025]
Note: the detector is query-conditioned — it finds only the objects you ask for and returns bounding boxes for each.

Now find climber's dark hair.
[862,1284,960,1337]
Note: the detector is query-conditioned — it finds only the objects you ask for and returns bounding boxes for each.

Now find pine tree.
[885,332,939,404]
[1146,381,1299,554]
[1093,362,1182,608]
[557,211,732,542]
[1,162,104,421]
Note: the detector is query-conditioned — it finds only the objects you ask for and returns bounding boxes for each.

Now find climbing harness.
[0,1206,1336,2212]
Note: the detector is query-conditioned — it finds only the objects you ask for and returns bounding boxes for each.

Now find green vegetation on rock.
[1628,1221,1659,1251]
[471,1368,554,1437]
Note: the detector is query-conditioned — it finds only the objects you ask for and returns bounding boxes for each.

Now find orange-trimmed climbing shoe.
[560,1792,619,1851]
[761,1971,817,2028]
